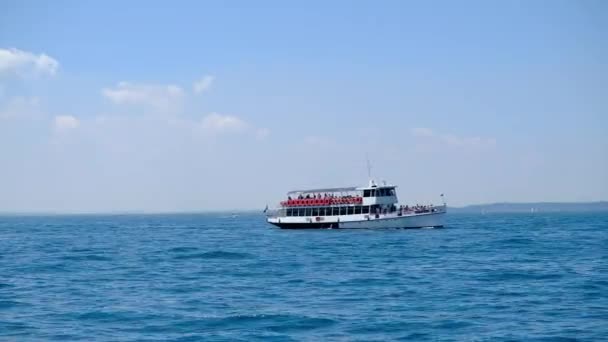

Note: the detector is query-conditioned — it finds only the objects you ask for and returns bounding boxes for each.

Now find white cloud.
[411,127,496,148]
[0,48,59,76]
[200,112,248,133]
[54,115,80,131]
[193,75,214,94]
[102,82,185,110]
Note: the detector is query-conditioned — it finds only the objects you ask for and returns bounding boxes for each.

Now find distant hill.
[450,201,608,213]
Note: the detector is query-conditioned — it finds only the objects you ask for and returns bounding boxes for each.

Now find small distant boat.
[266,179,446,229]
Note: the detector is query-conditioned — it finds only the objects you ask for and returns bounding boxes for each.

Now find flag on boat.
[263,205,268,213]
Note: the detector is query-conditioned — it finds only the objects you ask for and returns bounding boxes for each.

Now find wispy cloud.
[0,96,41,120]
[304,135,332,146]
[411,127,434,138]
[410,127,496,148]
[255,127,271,140]
[0,48,59,77]
[200,112,248,133]
[193,75,214,94]
[198,113,270,141]
[102,82,185,110]
[53,115,80,132]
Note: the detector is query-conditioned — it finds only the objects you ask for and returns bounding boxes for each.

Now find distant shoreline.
[449,201,608,213]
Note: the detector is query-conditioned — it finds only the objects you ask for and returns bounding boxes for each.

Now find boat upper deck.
[280,182,397,208]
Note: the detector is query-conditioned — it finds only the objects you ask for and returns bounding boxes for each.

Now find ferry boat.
[266,180,446,229]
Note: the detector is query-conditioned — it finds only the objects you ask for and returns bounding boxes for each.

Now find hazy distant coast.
[450,201,608,213]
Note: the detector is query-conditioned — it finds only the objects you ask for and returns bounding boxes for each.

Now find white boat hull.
[267,207,446,229]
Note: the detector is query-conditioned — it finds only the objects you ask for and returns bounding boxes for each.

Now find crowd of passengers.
[399,204,436,214]
[369,204,438,215]
[288,193,359,200]
[374,204,437,215]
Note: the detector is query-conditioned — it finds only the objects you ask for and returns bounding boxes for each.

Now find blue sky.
[1,0,606,212]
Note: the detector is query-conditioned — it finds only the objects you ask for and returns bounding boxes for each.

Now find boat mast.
[366,154,378,188]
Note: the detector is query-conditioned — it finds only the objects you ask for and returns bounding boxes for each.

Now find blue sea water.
[0,213,607,341]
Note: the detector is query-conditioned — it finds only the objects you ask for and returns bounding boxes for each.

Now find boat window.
[331,207,337,216]
[286,209,292,216]
[339,207,347,215]
[362,206,370,214]
[387,188,395,196]
[370,189,376,197]
[363,189,371,197]
[347,206,354,215]
[355,206,362,214]
[296,208,302,216]
[312,208,319,216]
[305,208,312,216]
[327,207,333,216]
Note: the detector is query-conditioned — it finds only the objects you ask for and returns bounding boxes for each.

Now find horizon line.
[0,200,606,216]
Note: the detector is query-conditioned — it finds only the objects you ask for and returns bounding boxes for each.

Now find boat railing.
[280,197,363,207]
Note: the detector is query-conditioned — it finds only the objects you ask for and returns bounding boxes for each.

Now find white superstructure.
[266,180,446,229]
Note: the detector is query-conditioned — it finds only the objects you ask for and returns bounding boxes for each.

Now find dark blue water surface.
[1,213,607,341]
